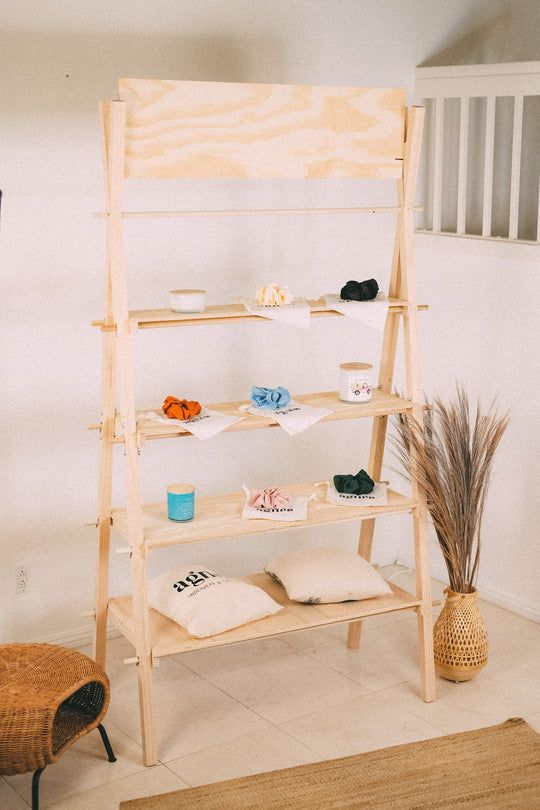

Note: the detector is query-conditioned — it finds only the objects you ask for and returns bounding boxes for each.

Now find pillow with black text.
[148,565,282,638]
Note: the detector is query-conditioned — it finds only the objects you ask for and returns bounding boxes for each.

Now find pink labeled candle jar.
[339,362,373,403]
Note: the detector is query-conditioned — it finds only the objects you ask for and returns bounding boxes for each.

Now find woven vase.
[433,587,488,682]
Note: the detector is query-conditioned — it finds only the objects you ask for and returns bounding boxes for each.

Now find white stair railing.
[415,61,540,244]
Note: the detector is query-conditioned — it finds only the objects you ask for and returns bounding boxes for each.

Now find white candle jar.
[169,289,207,313]
[339,362,373,403]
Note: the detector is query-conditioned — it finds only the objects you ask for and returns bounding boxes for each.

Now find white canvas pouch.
[240,297,310,329]
[323,292,389,331]
[325,481,388,507]
[241,400,332,436]
[142,407,244,440]
[148,565,282,638]
[242,486,315,522]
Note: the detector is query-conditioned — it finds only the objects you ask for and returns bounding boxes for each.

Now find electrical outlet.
[15,565,30,594]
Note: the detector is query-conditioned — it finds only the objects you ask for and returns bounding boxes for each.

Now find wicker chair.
[0,644,116,810]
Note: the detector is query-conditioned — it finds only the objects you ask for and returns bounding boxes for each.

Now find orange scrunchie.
[162,396,202,421]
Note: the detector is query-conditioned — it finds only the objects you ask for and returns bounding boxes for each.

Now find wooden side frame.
[93,88,435,768]
[95,100,157,765]
[347,107,436,703]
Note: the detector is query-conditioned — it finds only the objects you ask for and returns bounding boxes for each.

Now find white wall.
[421,0,540,66]
[1,0,537,645]
[398,234,540,621]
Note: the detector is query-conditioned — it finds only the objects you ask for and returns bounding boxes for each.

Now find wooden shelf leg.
[137,656,158,766]
[101,98,159,763]
[131,544,158,766]
[93,307,116,665]
[399,105,436,702]
[347,216,402,650]
[412,507,436,702]
[347,517,376,649]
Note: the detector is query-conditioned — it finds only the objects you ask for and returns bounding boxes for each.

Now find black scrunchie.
[333,469,375,495]
[340,278,379,301]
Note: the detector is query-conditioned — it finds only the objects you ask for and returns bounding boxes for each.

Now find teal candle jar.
[167,484,195,522]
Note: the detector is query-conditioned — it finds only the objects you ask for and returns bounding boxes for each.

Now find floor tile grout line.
[272,635,418,691]
[1,774,32,808]
[202,650,376,714]
[375,680,495,733]
[159,726,317,776]
[179,645,301,680]
[44,763,185,810]
[270,691,450,761]
[5,723,153,809]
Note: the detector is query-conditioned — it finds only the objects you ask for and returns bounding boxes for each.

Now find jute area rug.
[121,718,540,809]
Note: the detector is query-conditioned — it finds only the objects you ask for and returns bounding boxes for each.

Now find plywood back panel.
[118,78,406,180]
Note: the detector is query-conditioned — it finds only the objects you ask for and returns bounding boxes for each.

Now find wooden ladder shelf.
[92,78,436,766]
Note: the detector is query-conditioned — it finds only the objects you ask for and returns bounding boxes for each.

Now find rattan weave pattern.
[0,643,110,775]
[433,588,488,681]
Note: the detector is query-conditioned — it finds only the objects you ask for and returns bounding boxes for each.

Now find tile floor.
[2,566,539,808]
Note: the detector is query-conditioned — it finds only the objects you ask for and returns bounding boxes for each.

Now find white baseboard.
[35,624,121,650]
[397,550,540,624]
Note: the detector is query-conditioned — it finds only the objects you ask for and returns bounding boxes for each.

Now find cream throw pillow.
[265,547,392,604]
[148,566,282,638]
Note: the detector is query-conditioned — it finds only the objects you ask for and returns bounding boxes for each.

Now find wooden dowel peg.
[92,205,424,219]
[81,610,96,618]
[84,519,99,527]
[116,546,132,555]
[124,657,139,665]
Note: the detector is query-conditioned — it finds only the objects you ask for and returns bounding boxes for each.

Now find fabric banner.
[143,407,244,440]
[242,400,332,436]
[325,481,388,507]
[240,297,311,329]
[323,292,389,331]
[242,487,314,522]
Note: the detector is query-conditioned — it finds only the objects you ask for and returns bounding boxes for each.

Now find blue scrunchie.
[251,386,291,410]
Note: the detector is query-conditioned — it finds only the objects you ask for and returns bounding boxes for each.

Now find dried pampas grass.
[393,385,508,594]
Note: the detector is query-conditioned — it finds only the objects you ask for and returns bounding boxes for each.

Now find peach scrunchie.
[250,487,292,509]
[162,396,202,421]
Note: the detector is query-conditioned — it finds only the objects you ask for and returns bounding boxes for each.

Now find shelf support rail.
[92,205,423,218]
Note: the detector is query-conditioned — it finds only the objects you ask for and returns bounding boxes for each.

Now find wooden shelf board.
[134,389,413,442]
[108,574,421,658]
[111,485,415,549]
[93,298,427,330]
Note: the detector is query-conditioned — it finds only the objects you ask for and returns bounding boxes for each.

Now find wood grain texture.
[108,576,420,657]
[102,99,158,765]
[92,298,428,331]
[118,79,406,179]
[133,390,413,443]
[111,485,414,550]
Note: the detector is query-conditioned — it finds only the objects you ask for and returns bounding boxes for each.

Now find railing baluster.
[432,97,444,232]
[482,96,496,237]
[416,62,540,244]
[508,94,524,240]
[456,97,469,234]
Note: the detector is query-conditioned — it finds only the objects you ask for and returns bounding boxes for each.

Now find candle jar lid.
[168,483,195,495]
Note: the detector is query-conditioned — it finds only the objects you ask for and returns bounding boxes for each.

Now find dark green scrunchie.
[340,278,379,301]
[333,469,375,495]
